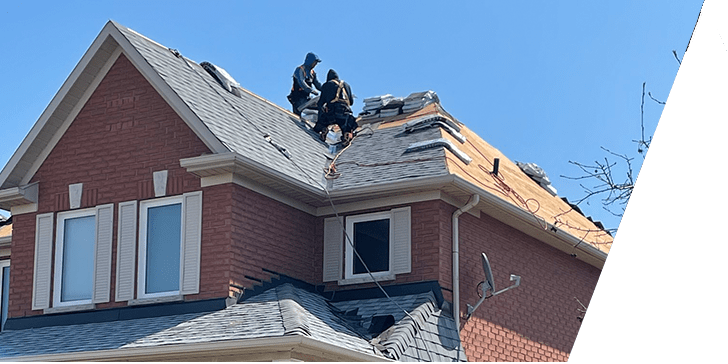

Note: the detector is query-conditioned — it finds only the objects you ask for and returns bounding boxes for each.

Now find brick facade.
[5,51,600,361]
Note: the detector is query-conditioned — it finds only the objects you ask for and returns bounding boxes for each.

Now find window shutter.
[391,207,412,275]
[323,217,343,282]
[180,191,202,295]
[92,204,114,304]
[115,201,137,302]
[32,213,54,310]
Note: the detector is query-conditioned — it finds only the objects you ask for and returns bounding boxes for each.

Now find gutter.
[3,335,390,362]
[452,194,479,334]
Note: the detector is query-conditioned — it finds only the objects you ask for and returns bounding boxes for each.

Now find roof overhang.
[3,335,389,362]
[0,183,38,211]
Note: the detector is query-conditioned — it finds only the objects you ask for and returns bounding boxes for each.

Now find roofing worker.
[314,69,357,144]
[287,52,322,115]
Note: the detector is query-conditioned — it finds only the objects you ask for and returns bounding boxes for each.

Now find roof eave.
[2,335,389,362]
[0,183,38,211]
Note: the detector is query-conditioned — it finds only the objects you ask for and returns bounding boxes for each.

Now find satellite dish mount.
[465,252,521,321]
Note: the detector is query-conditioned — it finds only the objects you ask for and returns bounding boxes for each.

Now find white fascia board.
[0,183,38,211]
[450,175,608,268]
[4,335,390,362]
[180,152,324,198]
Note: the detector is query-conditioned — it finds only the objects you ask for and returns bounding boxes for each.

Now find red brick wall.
[315,199,600,361]
[7,54,229,318]
[457,210,601,361]
[228,183,318,288]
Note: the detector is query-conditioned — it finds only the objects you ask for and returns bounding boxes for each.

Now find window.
[323,206,411,284]
[138,196,183,298]
[1,260,9,332]
[53,209,96,306]
[135,192,202,300]
[346,211,393,279]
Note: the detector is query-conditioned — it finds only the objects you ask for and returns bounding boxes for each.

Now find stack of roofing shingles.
[359,91,438,121]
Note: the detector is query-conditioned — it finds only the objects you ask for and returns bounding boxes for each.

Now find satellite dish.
[466,252,522,321]
[481,253,495,296]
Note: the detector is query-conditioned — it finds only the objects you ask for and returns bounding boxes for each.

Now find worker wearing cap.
[287,52,322,115]
[314,69,357,144]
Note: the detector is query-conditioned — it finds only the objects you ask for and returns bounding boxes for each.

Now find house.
[0,21,611,361]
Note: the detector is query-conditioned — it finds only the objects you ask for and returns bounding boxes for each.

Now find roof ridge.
[275,284,312,337]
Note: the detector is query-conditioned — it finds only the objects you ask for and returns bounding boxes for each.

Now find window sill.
[128,295,184,306]
[338,273,395,286]
[44,303,96,314]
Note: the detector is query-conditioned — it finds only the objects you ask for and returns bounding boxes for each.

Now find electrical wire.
[173,50,434,360]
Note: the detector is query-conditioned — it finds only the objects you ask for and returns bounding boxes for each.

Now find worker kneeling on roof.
[287,52,322,115]
[315,69,357,144]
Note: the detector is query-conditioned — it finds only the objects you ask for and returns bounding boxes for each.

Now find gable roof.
[0,21,609,265]
[0,283,463,361]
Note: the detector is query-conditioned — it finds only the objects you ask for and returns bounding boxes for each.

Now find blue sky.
[0,1,703,231]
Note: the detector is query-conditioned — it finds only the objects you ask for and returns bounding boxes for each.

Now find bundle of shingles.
[359,91,438,120]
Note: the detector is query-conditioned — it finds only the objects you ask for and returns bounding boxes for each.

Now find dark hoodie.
[292,52,322,94]
[317,69,353,112]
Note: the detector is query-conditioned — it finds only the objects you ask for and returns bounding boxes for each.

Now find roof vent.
[200,62,242,97]
[406,138,472,164]
[516,161,558,196]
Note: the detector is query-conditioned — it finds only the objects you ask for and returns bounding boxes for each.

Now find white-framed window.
[323,206,411,284]
[1,260,9,331]
[138,196,183,299]
[345,211,394,279]
[135,191,202,300]
[53,208,97,307]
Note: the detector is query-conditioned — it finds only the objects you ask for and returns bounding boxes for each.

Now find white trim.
[153,170,168,197]
[53,208,97,308]
[68,183,83,209]
[127,294,183,306]
[137,195,184,299]
[6,334,391,362]
[338,273,395,286]
[0,259,9,331]
[115,200,137,302]
[43,303,95,315]
[10,203,37,215]
[344,210,395,280]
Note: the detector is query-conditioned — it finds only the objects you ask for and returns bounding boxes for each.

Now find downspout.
[452,194,479,334]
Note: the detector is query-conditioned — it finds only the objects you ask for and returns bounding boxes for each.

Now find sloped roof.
[0,284,463,361]
[0,21,609,260]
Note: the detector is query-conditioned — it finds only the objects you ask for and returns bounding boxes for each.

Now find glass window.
[345,211,393,279]
[139,197,183,298]
[54,210,96,306]
[352,219,390,274]
[145,203,181,294]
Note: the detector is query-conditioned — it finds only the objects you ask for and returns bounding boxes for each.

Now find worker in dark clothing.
[314,69,357,144]
[287,52,322,115]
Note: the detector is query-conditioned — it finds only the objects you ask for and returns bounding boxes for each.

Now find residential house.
[0,21,611,361]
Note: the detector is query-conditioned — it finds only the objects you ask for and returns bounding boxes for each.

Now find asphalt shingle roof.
[115,22,330,192]
[0,284,464,361]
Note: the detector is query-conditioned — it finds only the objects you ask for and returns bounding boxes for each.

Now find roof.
[0,20,610,259]
[0,284,464,361]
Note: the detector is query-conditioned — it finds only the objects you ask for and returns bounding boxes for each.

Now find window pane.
[146,203,181,294]
[353,219,390,274]
[1,266,8,331]
[61,215,95,302]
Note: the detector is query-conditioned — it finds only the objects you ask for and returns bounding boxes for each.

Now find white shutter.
[115,201,137,302]
[180,191,202,295]
[391,207,412,275]
[323,217,344,282]
[92,204,114,303]
[32,213,54,310]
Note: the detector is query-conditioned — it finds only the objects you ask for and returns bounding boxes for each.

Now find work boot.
[341,132,353,146]
[319,129,328,142]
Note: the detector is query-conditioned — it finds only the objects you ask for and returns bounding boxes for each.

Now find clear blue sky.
[0,1,703,232]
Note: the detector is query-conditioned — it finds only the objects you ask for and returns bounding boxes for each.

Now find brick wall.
[7,54,226,318]
[457,210,601,361]
[229,183,318,288]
